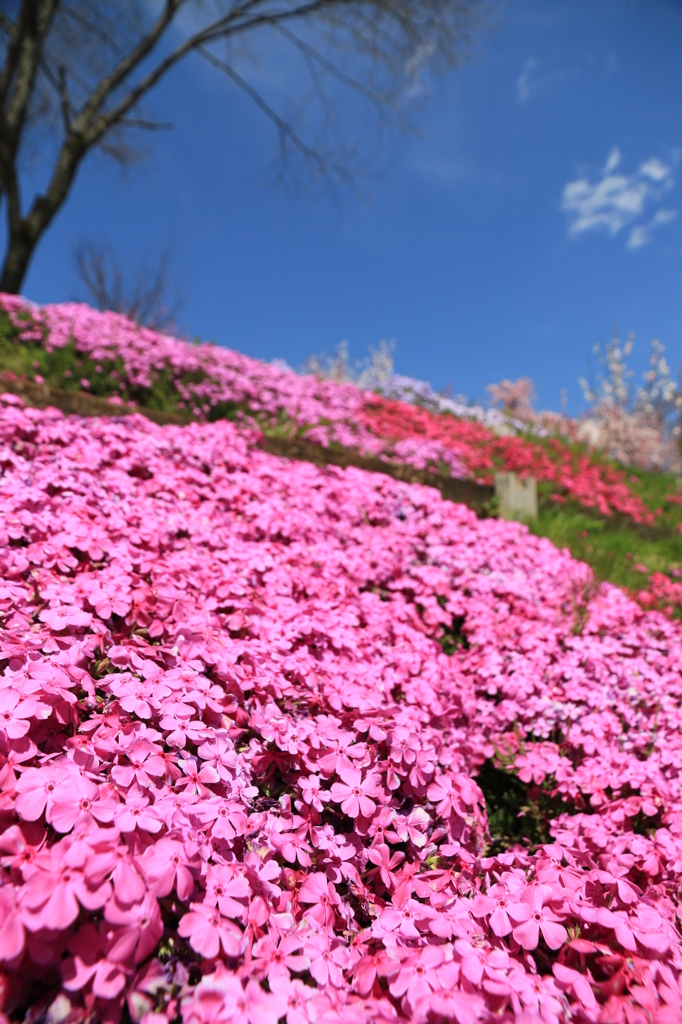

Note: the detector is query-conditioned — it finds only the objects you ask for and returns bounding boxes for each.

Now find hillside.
[1,295,681,615]
[1,395,682,1022]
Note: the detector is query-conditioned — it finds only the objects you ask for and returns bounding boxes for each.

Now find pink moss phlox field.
[0,296,463,476]
[0,295,655,521]
[2,395,682,1023]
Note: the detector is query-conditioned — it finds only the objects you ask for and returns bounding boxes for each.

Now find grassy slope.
[2,308,681,605]
[530,480,682,609]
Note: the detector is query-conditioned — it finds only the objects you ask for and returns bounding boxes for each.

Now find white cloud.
[516,59,537,102]
[516,58,580,104]
[640,157,670,182]
[561,149,676,249]
[603,147,621,174]
[627,208,677,250]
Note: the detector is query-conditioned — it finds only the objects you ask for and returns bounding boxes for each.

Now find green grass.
[476,759,567,854]
[529,481,682,608]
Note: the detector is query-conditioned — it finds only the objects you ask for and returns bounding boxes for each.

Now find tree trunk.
[0,227,38,293]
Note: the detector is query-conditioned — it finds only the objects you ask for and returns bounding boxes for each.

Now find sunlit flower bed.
[0,296,656,522]
[1,395,682,1023]
[360,397,655,523]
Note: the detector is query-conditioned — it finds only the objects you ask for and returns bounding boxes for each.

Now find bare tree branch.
[73,237,186,330]
[196,43,350,191]
[0,0,491,292]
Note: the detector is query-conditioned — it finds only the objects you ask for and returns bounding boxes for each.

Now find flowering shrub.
[304,340,534,434]
[2,394,682,1022]
[578,333,682,475]
[486,378,536,424]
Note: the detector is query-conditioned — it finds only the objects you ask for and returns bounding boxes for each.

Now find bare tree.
[0,0,489,295]
[73,238,185,330]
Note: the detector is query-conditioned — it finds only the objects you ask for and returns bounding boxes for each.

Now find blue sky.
[11,0,682,413]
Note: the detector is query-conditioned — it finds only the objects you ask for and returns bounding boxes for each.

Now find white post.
[494,472,538,521]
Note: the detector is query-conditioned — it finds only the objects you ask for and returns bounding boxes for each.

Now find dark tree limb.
[0,0,488,292]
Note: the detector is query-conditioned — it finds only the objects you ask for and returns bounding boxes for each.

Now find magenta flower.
[178,902,244,959]
[141,837,198,901]
[14,764,69,821]
[302,930,350,987]
[388,944,445,1006]
[329,766,378,818]
[298,873,340,928]
[509,885,568,951]
[48,775,116,833]
[0,884,26,962]
[251,930,308,981]
[104,891,164,964]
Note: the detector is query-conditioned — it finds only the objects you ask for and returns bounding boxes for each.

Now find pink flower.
[298,774,329,812]
[329,766,378,818]
[0,884,26,962]
[62,927,129,1000]
[271,826,313,867]
[194,798,248,840]
[48,775,116,833]
[0,688,39,738]
[454,940,511,988]
[298,873,340,928]
[175,756,220,796]
[111,739,165,787]
[182,972,284,1024]
[14,765,69,821]
[86,840,147,905]
[114,791,163,834]
[251,930,308,981]
[140,837,197,901]
[204,865,250,919]
[269,976,317,1024]
[23,851,110,929]
[426,772,473,820]
[471,883,515,937]
[374,898,433,941]
[110,679,170,721]
[509,885,568,951]
[302,930,350,987]
[367,843,404,890]
[388,944,444,1006]
[552,962,597,1010]
[178,902,244,959]
[104,892,164,964]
